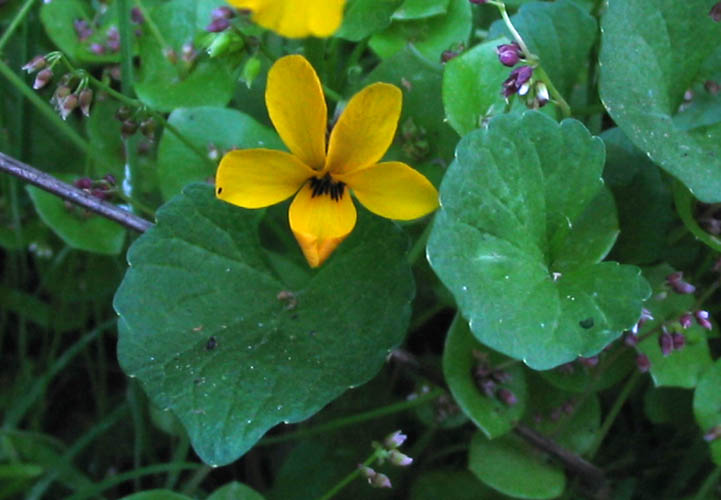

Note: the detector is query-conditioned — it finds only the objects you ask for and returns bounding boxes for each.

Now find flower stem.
[258,388,444,446]
[315,450,384,500]
[133,0,171,51]
[0,0,37,53]
[488,1,534,58]
[407,220,434,266]
[587,371,641,458]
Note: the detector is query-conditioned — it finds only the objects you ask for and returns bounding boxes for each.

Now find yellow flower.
[227,0,346,38]
[215,55,439,267]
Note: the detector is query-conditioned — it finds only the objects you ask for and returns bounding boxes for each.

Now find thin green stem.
[693,466,721,500]
[117,0,135,97]
[534,65,571,118]
[316,449,384,500]
[164,432,190,490]
[133,0,170,50]
[0,0,37,53]
[259,388,444,446]
[407,221,433,265]
[179,465,213,495]
[672,180,721,253]
[488,1,534,58]
[65,463,201,500]
[323,84,343,103]
[587,372,641,458]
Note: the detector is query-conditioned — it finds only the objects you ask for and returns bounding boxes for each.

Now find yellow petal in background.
[227,0,345,38]
[289,181,357,267]
[266,55,328,169]
[338,162,439,220]
[325,83,402,175]
[216,149,313,208]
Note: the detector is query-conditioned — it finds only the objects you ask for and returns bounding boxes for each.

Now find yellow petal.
[325,82,402,175]
[337,162,439,220]
[227,0,345,38]
[216,149,313,208]
[265,55,327,169]
[289,181,357,267]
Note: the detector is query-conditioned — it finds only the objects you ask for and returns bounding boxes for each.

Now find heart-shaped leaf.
[443,316,526,438]
[599,0,721,203]
[114,185,414,465]
[427,111,650,370]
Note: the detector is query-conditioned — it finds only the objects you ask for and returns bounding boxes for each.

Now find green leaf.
[410,470,506,500]
[601,128,675,265]
[40,0,126,63]
[113,185,414,465]
[26,178,126,255]
[118,491,193,500]
[428,111,650,370]
[442,38,513,136]
[207,482,264,500]
[365,46,459,164]
[468,432,566,499]
[644,387,693,425]
[369,0,472,61]
[393,0,450,20]
[489,0,597,97]
[134,0,235,111]
[156,106,282,200]
[524,375,600,455]
[694,360,721,465]
[637,265,713,389]
[539,344,634,393]
[443,317,526,439]
[336,0,403,41]
[599,0,721,203]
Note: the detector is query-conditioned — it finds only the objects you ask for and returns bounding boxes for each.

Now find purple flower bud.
[624,332,638,346]
[502,66,533,98]
[78,88,93,117]
[666,272,683,284]
[679,313,693,329]
[704,425,721,442]
[535,82,549,107]
[639,308,654,327]
[659,331,673,356]
[91,188,109,200]
[121,119,139,138]
[636,353,650,373]
[74,177,93,190]
[710,2,721,22]
[496,42,522,67]
[479,378,496,397]
[441,50,459,63]
[106,39,121,52]
[206,18,230,32]
[22,55,46,73]
[491,369,511,383]
[388,449,413,466]
[103,174,117,185]
[73,19,93,41]
[667,272,696,294]
[370,473,392,489]
[211,6,235,20]
[90,43,106,55]
[696,310,712,330]
[357,465,376,480]
[579,356,599,368]
[671,332,685,350]
[131,7,144,24]
[384,430,407,449]
[497,388,517,406]
[59,94,78,120]
[33,68,53,90]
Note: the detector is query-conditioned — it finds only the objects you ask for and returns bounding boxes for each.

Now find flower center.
[309,174,345,202]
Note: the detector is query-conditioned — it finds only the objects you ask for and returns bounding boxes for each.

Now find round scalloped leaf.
[336,0,403,41]
[468,432,566,499]
[156,107,282,200]
[443,317,526,438]
[428,111,650,370]
[119,491,193,500]
[113,185,414,466]
[693,360,721,465]
[599,0,721,203]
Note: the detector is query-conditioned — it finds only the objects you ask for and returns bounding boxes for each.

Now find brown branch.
[0,151,153,233]
[514,423,609,499]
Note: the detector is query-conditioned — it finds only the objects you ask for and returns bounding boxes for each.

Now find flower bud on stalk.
[121,119,139,138]
[33,68,53,90]
[140,118,157,140]
[22,55,46,73]
[59,93,79,120]
[206,17,230,33]
[78,88,93,117]
[671,332,686,350]
[502,65,533,98]
[636,354,650,373]
[496,42,522,67]
[388,449,413,467]
[659,331,673,356]
[497,388,518,406]
[679,313,693,329]
[710,2,721,22]
[696,310,712,330]
[242,56,261,88]
[212,6,235,20]
[384,430,407,449]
